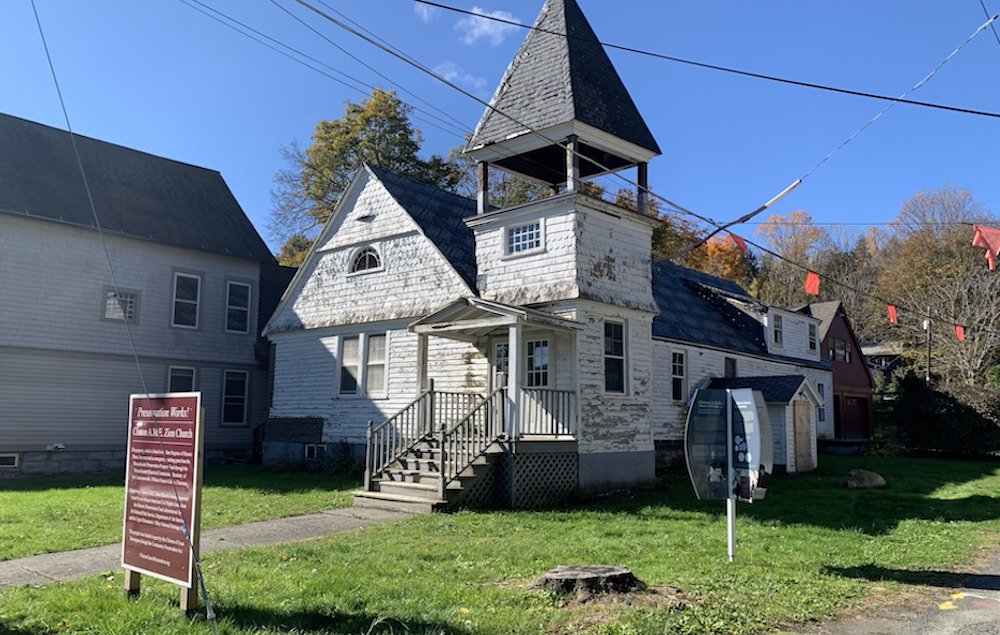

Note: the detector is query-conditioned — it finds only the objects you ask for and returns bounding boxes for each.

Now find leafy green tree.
[269,89,459,252]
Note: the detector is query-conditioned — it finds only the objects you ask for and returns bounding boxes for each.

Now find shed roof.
[0,112,274,263]
[707,375,810,404]
[467,0,659,156]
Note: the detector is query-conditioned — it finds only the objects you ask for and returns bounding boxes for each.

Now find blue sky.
[3,1,999,253]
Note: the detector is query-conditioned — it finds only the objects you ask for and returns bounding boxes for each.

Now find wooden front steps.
[352,440,499,514]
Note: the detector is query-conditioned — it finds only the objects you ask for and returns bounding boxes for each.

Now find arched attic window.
[349,246,382,274]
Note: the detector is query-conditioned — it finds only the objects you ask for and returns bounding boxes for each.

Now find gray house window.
[808,324,818,351]
[604,321,625,394]
[172,272,201,328]
[226,282,252,334]
[103,289,138,322]
[168,366,196,393]
[772,314,783,347]
[222,370,249,426]
[0,453,18,469]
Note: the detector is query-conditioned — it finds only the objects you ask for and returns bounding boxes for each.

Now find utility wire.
[178,0,469,139]
[981,0,1000,48]
[411,0,1000,120]
[29,0,218,627]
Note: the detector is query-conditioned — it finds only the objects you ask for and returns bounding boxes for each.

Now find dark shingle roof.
[707,375,807,404]
[468,0,660,155]
[652,261,768,356]
[367,165,479,292]
[0,113,273,263]
[797,301,840,341]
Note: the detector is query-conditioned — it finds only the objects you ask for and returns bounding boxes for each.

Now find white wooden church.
[263,0,830,511]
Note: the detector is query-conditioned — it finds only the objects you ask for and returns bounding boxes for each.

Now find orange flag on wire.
[729,232,748,255]
[887,304,898,325]
[804,271,821,296]
[955,324,966,342]
[972,225,1000,270]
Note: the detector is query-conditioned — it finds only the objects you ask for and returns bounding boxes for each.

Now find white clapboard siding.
[268,174,471,333]
[575,202,658,313]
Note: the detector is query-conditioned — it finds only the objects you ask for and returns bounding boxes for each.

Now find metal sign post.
[726,397,736,563]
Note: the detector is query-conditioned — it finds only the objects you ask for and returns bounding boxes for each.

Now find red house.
[798,302,875,441]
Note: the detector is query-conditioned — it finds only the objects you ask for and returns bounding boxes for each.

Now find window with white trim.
[226,281,252,334]
[103,289,138,322]
[350,246,382,274]
[817,382,826,422]
[671,351,686,401]
[772,314,783,347]
[604,321,625,393]
[505,221,542,255]
[222,370,249,426]
[724,357,737,378]
[808,324,818,351]
[168,366,196,393]
[172,272,201,328]
[304,444,326,460]
[339,333,389,396]
[526,339,550,387]
[0,453,18,469]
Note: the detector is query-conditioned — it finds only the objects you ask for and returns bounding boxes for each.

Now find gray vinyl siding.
[0,214,266,453]
[0,346,261,452]
[0,215,261,364]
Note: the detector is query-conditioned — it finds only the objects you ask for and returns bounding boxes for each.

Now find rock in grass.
[841,469,887,489]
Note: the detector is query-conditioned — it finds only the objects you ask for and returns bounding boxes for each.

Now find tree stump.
[534,565,645,599]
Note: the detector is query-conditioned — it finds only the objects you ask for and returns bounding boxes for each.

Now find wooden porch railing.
[363,382,480,491]
[438,387,507,499]
[519,388,576,436]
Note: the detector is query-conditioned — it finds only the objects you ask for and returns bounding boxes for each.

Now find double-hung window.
[339,333,388,397]
[526,339,550,387]
[226,282,252,334]
[671,351,686,401]
[168,366,196,392]
[604,321,625,393]
[172,273,201,328]
[816,382,826,422]
[222,370,249,426]
[772,314,783,347]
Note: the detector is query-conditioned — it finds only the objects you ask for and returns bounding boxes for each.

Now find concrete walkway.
[0,506,410,589]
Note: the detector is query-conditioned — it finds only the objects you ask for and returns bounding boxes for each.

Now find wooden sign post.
[121,393,204,615]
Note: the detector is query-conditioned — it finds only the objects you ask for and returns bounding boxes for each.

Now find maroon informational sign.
[121,393,202,588]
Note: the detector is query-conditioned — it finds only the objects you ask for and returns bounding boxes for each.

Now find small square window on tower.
[505,221,542,255]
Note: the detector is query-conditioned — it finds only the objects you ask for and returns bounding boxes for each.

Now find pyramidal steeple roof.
[467,0,660,156]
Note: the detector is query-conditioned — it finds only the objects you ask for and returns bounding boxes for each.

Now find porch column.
[507,322,522,439]
[416,332,429,391]
[637,162,649,216]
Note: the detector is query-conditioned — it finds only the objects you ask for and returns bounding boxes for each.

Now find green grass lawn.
[1,455,999,634]
[0,465,358,561]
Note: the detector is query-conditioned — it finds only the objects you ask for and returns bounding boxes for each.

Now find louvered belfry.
[465,0,660,213]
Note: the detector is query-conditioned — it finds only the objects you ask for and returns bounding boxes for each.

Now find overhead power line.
[410,0,1000,120]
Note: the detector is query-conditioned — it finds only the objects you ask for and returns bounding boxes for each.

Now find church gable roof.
[467,0,660,156]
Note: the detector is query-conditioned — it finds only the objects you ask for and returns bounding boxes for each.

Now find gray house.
[0,112,286,476]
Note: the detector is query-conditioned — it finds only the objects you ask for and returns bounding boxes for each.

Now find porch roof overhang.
[409,297,583,342]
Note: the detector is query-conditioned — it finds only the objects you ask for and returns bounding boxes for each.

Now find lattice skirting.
[504,451,578,508]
